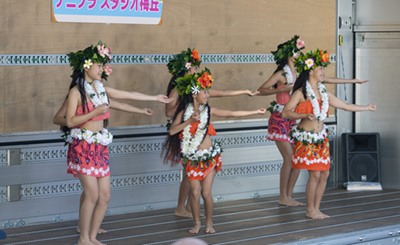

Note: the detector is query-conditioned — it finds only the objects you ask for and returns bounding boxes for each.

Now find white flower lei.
[289,124,329,145]
[305,81,329,121]
[184,141,222,161]
[181,104,208,157]
[283,65,296,85]
[84,80,108,108]
[62,128,113,146]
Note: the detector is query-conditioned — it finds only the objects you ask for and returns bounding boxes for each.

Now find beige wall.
[0,0,336,133]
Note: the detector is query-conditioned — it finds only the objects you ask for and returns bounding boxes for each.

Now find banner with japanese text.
[52,0,163,25]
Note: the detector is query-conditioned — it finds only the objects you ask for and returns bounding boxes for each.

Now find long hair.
[162,93,211,165]
[292,69,311,100]
[60,70,109,133]
[272,43,289,89]
[166,70,186,97]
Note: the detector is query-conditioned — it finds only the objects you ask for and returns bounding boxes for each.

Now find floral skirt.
[292,137,330,171]
[185,154,222,181]
[267,111,296,143]
[67,139,110,178]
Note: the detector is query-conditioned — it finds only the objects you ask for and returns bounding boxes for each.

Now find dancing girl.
[258,35,369,206]
[282,49,376,219]
[57,41,172,245]
[166,48,258,218]
[163,68,265,233]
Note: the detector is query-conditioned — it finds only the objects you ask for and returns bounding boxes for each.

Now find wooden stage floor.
[2,188,400,245]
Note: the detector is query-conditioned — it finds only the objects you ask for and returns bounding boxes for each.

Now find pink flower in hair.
[104,65,112,76]
[104,47,111,59]
[296,37,305,49]
[97,44,106,58]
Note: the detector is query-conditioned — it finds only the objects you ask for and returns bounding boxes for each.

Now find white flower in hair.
[84,59,93,69]
[191,85,200,94]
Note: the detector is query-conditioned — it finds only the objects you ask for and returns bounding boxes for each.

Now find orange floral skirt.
[292,137,330,171]
[185,154,222,181]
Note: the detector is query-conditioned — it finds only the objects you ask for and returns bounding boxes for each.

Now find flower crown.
[167,47,201,76]
[271,35,305,65]
[67,40,112,80]
[294,49,331,74]
[174,68,213,96]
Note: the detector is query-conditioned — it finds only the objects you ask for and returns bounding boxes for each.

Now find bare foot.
[289,197,304,206]
[175,208,193,218]
[306,210,326,220]
[189,222,201,234]
[279,197,303,207]
[91,239,106,245]
[77,227,107,234]
[317,210,330,219]
[205,223,216,234]
[78,238,96,245]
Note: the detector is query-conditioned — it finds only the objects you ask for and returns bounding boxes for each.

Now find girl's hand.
[257,108,266,115]
[354,79,369,84]
[367,104,376,111]
[281,84,294,93]
[143,108,154,116]
[190,111,200,122]
[94,103,110,116]
[306,114,316,121]
[157,95,174,104]
[247,90,260,97]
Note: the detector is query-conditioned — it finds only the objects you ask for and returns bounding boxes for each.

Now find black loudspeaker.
[341,133,380,182]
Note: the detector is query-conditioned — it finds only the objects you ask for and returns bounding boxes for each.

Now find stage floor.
[2,188,400,245]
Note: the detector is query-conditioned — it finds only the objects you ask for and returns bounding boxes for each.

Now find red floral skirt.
[185,154,222,181]
[67,139,110,178]
[267,111,296,143]
[292,137,330,171]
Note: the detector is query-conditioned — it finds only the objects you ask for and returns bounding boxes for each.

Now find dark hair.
[292,69,311,100]
[272,43,289,89]
[162,93,210,165]
[166,70,186,97]
[61,70,108,133]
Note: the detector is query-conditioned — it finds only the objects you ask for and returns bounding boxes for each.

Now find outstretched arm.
[110,100,153,116]
[105,86,174,104]
[328,91,376,111]
[209,89,259,97]
[257,71,292,96]
[282,90,315,121]
[324,77,369,84]
[210,107,266,117]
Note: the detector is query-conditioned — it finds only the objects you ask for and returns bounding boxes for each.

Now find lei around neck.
[180,104,208,157]
[84,80,109,108]
[305,81,329,121]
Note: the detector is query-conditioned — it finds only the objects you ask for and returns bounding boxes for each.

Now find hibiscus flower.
[197,72,211,88]
[320,51,330,63]
[191,49,200,62]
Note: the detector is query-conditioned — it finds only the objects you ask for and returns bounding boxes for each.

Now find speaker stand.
[346,181,382,191]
